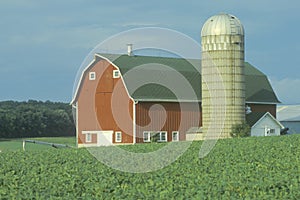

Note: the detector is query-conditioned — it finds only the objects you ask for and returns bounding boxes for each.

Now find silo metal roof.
[201,13,244,36]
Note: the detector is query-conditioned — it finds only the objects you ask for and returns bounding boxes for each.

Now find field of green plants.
[1,135,300,199]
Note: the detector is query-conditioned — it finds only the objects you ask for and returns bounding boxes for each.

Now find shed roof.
[246,112,267,127]
[246,112,284,128]
[71,53,280,104]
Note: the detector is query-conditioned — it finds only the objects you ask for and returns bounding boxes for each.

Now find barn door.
[97,131,113,146]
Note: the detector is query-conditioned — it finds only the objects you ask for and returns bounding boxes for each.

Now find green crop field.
[1,135,300,199]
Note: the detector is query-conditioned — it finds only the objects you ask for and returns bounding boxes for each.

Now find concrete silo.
[201,13,245,138]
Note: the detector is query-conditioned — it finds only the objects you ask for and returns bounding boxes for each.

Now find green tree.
[0,100,75,138]
[230,122,251,138]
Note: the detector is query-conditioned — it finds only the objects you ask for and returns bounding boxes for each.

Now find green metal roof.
[246,112,284,128]
[97,54,280,103]
[246,112,267,127]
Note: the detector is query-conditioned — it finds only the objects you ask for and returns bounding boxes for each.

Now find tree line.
[0,100,75,138]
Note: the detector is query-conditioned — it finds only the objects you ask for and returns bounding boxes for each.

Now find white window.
[144,131,167,142]
[113,70,120,78]
[115,131,122,143]
[267,128,275,135]
[89,72,96,80]
[86,133,92,142]
[265,128,276,136]
[158,131,167,142]
[172,131,179,141]
[143,132,151,142]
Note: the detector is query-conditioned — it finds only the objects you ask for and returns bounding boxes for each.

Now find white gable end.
[251,113,283,137]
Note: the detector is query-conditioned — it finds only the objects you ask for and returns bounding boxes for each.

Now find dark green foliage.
[0,135,300,199]
[0,100,75,138]
[231,122,251,138]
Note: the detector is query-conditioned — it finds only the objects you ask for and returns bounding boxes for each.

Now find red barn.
[71,53,280,147]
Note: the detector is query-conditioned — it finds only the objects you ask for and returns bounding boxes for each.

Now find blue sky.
[1,0,299,104]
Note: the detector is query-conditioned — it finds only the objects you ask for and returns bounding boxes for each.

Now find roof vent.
[127,44,133,56]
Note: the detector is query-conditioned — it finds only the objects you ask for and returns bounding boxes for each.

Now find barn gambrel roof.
[71,53,280,104]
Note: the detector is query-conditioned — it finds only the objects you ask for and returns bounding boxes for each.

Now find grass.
[0,137,76,152]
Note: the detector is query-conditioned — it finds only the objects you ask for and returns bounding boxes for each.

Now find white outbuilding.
[246,112,284,137]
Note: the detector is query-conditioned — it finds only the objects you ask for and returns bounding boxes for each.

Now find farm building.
[71,54,280,147]
[71,13,281,147]
[277,105,300,134]
[246,112,283,137]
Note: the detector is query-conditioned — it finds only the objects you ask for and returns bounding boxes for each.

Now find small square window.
[113,70,120,78]
[89,72,96,80]
[115,131,122,143]
[172,131,179,141]
[266,128,276,135]
[86,133,92,142]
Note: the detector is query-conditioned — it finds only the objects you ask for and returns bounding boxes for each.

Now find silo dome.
[201,13,244,36]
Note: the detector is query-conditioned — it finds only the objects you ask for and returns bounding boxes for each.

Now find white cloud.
[269,77,300,105]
